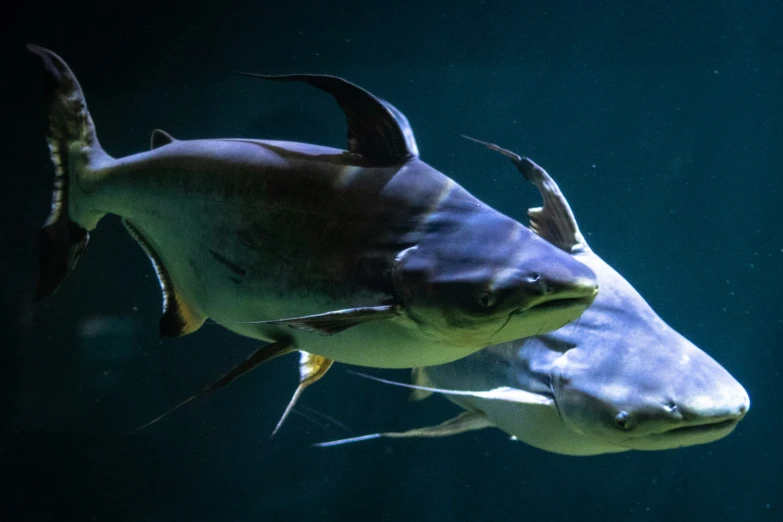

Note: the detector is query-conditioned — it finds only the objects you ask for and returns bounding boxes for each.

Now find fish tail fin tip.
[29,45,109,300]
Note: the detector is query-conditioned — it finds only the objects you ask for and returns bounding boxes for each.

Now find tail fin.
[28,45,106,300]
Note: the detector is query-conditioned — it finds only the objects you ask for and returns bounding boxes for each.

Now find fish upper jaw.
[614,386,750,450]
[664,384,750,433]
[519,276,599,313]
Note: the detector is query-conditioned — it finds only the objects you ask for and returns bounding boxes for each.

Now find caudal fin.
[28,45,107,300]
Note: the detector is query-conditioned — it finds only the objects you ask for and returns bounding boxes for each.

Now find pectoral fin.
[263,305,401,336]
[348,370,554,406]
[271,351,334,437]
[129,339,295,433]
[461,135,589,254]
[313,411,494,447]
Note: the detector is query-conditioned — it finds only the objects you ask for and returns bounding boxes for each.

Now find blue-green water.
[3,1,781,520]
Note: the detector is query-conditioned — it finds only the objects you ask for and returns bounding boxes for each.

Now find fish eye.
[614,411,632,431]
[526,272,541,283]
[476,291,497,308]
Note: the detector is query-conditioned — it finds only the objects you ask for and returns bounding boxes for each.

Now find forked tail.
[28,45,110,300]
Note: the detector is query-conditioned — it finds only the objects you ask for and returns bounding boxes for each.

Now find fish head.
[550,324,750,451]
[393,213,598,346]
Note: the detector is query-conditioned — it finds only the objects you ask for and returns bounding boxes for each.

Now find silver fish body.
[29,47,598,369]
[422,250,750,454]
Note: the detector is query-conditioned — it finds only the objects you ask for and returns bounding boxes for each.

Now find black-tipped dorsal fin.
[462,135,589,254]
[122,219,207,336]
[236,72,418,165]
[150,129,176,149]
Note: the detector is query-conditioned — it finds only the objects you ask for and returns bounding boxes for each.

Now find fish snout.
[665,383,750,433]
[521,272,598,312]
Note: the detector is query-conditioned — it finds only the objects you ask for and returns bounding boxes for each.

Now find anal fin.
[122,219,206,336]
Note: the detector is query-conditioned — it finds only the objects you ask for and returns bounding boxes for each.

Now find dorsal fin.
[150,129,176,150]
[122,219,206,336]
[378,98,419,157]
[462,135,589,254]
[236,72,418,166]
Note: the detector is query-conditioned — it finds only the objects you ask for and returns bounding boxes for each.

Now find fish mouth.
[664,418,739,436]
[617,418,741,450]
[528,294,596,312]
[523,277,599,313]
[490,291,597,341]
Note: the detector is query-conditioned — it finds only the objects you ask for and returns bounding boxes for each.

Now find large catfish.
[29,46,597,377]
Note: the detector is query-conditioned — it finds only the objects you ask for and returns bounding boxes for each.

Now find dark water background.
[3,1,781,521]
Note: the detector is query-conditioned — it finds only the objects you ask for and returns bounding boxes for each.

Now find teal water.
[3,1,781,520]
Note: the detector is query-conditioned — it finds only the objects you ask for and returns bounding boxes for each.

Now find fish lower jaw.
[618,419,741,450]
[528,295,595,312]
[663,418,740,437]
[495,296,593,342]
